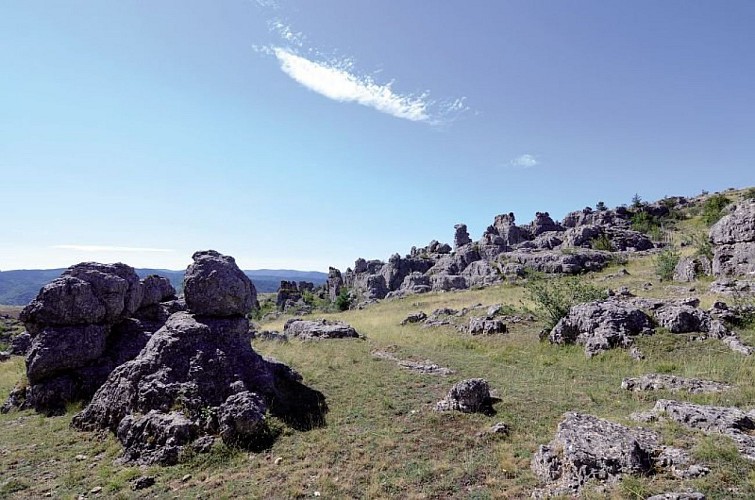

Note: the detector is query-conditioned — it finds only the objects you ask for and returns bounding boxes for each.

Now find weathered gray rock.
[400,311,427,325]
[26,325,110,383]
[9,331,31,356]
[621,374,731,394]
[399,272,431,295]
[655,304,710,333]
[636,399,755,461]
[673,256,712,282]
[710,200,755,245]
[501,249,610,275]
[117,410,197,466]
[468,317,507,335]
[526,212,563,236]
[72,311,326,464]
[710,201,755,277]
[184,250,256,316]
[326,267,344,301]
[139,275,176,309]
[276,280,302,311]
[430,274,467,292]
[532,412,706,497]
[371,350,454,376]
[217,391,269,447]
[549,300,654,357]
[434,378,492,413]
[284,318,360,340]
[460,260,502,288]
[562,224,604,248]
[361,274,389,300]
[454,224,472,248]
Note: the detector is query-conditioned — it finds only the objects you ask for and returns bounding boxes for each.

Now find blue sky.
[1,1,754,272]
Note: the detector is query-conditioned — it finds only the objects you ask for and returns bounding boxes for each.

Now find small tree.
[595,201,607,211]
[631,193,643,209]
[655,249,680,281]
[335,288,352,311]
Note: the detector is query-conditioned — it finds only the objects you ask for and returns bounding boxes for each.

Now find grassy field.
[2,252,755,499]
[2,192,755,498]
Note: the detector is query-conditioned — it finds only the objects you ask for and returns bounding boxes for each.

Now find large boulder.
[710,201,755,277]
[139,275,176,309]
[184,250,257,316]
[549,300,654,357]
[72,311,326,464]
[673,256,712,282]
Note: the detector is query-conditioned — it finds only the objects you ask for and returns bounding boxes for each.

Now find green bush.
[590,234,613,251]
[743,188,755,201]
[701,194,731,225]
[692,231,713,260]
[335,288,352,311]
[631,211,660,234]
[654,248,680,281]
[524,273,607,330]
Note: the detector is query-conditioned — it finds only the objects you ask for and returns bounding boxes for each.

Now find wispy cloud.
[53,245,174,253]
[509,154,539,168]
[262,22,468,124]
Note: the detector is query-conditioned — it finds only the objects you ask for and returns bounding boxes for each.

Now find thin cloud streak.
[53,245,174,253]
[274,48,432,122]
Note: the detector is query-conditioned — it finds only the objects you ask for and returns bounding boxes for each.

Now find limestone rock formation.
[621,374,731,394]
[72,251,326,465]
[710,200,755,277]
[673,256,712,282]
[635,399,755,461]
[4,262,178,415]
[532,412,707,497]
[184,250,257,316]
[467,317,507,335]
[283,318,360,340]
[453,223,472,248]
[434,378,493,413]
[548,300,654,357]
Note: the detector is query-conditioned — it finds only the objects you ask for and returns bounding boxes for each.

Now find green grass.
[2,208,755,498]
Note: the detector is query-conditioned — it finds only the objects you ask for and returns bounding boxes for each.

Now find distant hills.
[0,268,328,306]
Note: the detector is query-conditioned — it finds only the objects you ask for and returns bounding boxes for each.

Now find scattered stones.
[532,412,707,497]
[646,493,705,500]
[635,399,755,460]
[467,317,507,335]
[621,374,731,394]
[434,379,493,414]
[283,319,360,340]
[371,349,454,376]
[254,330,289,342]
[400,311,427,325]
[487,422,510,436]
[548,299,654,357]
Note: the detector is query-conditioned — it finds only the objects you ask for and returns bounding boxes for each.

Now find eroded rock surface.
[3,263,178,415]
[548,300,654,357]
[532,412,707,497]
[710,200,755,277]
[622,374,731,394]
[635,399,755,461]
[283,318,360,340]
[72,251,326,465]
[434,378,492,413]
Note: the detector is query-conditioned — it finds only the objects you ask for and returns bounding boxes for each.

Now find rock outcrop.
[710,200,755,277]
[635,399,755,461]
[71,251,326,465]
[622,374,731,394]
[548,300,654,357]
[3,262,178,415]
[283,318,361,340]
[532,412,707,497]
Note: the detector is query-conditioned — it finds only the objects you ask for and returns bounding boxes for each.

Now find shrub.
[335,288,352,311]
[595,201,607,211]
[631,211,659,234]
[743,188,755,201]
[701,194,731,225]
[654,249,680,281]
[524,273,607,330]
[692,231,713,260]
[590,234,613,251]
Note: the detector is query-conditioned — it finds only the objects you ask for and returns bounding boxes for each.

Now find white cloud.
[273,48,432,122]
[510,154,539,168]
[263,22,469,124]
[53,245,174,253]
